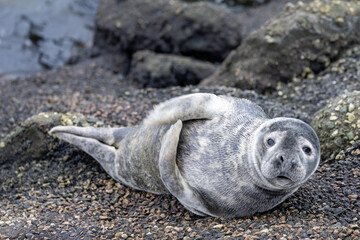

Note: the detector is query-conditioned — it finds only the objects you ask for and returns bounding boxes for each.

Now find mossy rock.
[312,90,360,160]
[202,0,360,92]
[0,112,102,164]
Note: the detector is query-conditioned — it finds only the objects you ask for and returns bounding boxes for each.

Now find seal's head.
[250,117,320,191]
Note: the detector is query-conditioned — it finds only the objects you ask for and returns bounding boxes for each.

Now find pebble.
[348,195,358,200]
[350,224,359,229]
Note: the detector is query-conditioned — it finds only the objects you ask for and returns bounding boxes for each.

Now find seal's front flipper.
[49,126,133,180]
[144,93,234,126]
[158,120,209,216]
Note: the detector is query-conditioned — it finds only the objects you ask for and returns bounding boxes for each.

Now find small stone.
[25,233,35,239]
[347,112,356,123]
[115,232,128,239]
[350,224,359,229]
[348,103,355,112]
[115,21,122,28]
[265,35,275,43]
[313,226,320,231]
[335,17,344,24]
[347,131,355,140]
[331,130,339,137]
[329,115,338,121]
[105,188,113,194]
[64,118,73,126]
[348,195,358,200]
[213,224,224,229]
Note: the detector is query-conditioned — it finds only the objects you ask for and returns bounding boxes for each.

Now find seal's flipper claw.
[159,120,208,216]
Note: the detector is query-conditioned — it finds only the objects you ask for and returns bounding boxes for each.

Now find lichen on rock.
[312,90,360,160]
[202,0,360,92]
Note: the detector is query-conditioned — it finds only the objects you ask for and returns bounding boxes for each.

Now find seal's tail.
[49,126,134,180]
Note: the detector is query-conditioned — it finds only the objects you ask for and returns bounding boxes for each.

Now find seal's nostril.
[280,155,284,163]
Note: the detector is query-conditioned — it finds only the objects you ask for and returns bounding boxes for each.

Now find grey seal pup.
[50,93,321,217]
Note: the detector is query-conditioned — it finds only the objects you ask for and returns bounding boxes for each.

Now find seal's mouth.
[274,175,294,187]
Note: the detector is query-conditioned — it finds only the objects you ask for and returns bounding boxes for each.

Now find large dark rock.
[202,0,360,92]
[127,50,216,88]
[94,0,242,62]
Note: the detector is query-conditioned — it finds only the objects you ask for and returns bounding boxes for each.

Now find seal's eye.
[267,138,275,147]
[302,146,312,155]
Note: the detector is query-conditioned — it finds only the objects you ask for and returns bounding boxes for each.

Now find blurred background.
[0,0,306,78]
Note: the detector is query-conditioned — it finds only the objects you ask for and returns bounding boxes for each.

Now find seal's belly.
[116,125,171,194]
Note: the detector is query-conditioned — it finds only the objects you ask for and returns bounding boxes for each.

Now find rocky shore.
[1,0,359,239]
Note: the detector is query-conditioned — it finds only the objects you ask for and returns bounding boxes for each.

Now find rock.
[274,44,360,117]
[312,91,360,160]
[127,50,216,88]
[94,0,242,62]
[202,0,360,92]
[237,0,313,37]
[0,112,101,164]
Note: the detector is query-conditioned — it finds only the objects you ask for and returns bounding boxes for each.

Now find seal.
[50,93,321,217]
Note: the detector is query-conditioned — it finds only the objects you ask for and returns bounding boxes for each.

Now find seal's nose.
[278,155,293,172]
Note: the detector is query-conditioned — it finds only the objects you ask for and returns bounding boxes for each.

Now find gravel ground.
[0,57,359,239]
[0,129,359,239]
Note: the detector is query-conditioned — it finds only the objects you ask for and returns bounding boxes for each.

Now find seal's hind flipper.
[144,93,234,126]
[50,126,134,147]
[159,120,209,216]
[49,126,134,181]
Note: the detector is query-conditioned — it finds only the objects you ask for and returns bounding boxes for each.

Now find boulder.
[275,44,360,117]
[127,50,216,88]
[0,112,101,164]
[312,91,360,160]
[202,0,360,92]
[94,0,242,62]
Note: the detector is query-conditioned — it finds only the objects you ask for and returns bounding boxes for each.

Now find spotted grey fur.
[50,93,321,217]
